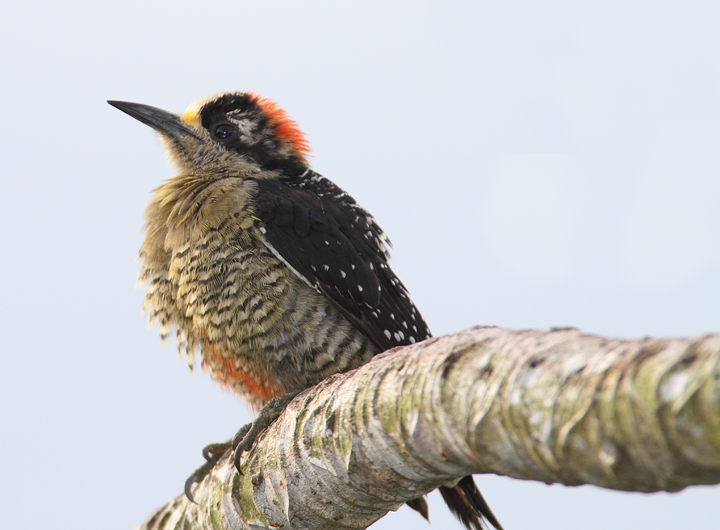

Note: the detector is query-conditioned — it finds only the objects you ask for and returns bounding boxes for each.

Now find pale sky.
[1,2,719,529]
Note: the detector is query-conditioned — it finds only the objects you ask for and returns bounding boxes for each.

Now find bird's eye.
[214,124,236,140]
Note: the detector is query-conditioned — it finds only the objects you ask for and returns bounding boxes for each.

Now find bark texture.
[136,326,720,530]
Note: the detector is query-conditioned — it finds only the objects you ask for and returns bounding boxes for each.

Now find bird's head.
[109,92,310,177]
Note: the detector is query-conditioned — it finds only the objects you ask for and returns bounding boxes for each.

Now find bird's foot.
[232,391,300,473]
[183,391,300,503]
[184,440,234,503]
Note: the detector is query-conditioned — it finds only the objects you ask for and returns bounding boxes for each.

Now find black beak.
[108,100,199,140]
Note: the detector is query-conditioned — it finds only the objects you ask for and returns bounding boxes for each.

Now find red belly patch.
[202,341,282,404]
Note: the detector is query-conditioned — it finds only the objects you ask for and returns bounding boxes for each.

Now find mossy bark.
[136,326,720,530]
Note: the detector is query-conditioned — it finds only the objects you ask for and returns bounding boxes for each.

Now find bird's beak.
[108,100,199,140]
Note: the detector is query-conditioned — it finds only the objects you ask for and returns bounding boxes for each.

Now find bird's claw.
[184,459,217,503]
[184,440,233,503]
[232,391,300,474]
[184,391,300,502]
[202,441,233,463]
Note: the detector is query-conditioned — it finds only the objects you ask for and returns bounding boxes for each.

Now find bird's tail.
[439,475,503,530]
[405,497,429,520]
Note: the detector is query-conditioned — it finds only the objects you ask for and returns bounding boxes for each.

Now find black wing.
[250,172,430,352]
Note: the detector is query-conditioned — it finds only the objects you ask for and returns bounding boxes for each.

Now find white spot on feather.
[384,330,392,339]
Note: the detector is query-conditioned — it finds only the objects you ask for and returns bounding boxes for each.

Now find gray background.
[1,1,718,529]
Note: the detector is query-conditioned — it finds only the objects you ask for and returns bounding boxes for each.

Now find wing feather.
[250,174,430,352]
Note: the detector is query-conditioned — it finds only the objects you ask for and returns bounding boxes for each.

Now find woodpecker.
[109,92,502,530]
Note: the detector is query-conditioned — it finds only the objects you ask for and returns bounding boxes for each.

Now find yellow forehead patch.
[180,108,201,129]
[181,91,232,131]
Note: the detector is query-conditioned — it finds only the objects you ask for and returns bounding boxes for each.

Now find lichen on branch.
[136,326,720,530]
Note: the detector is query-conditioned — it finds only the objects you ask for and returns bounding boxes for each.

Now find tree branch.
[135,326,720,530]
